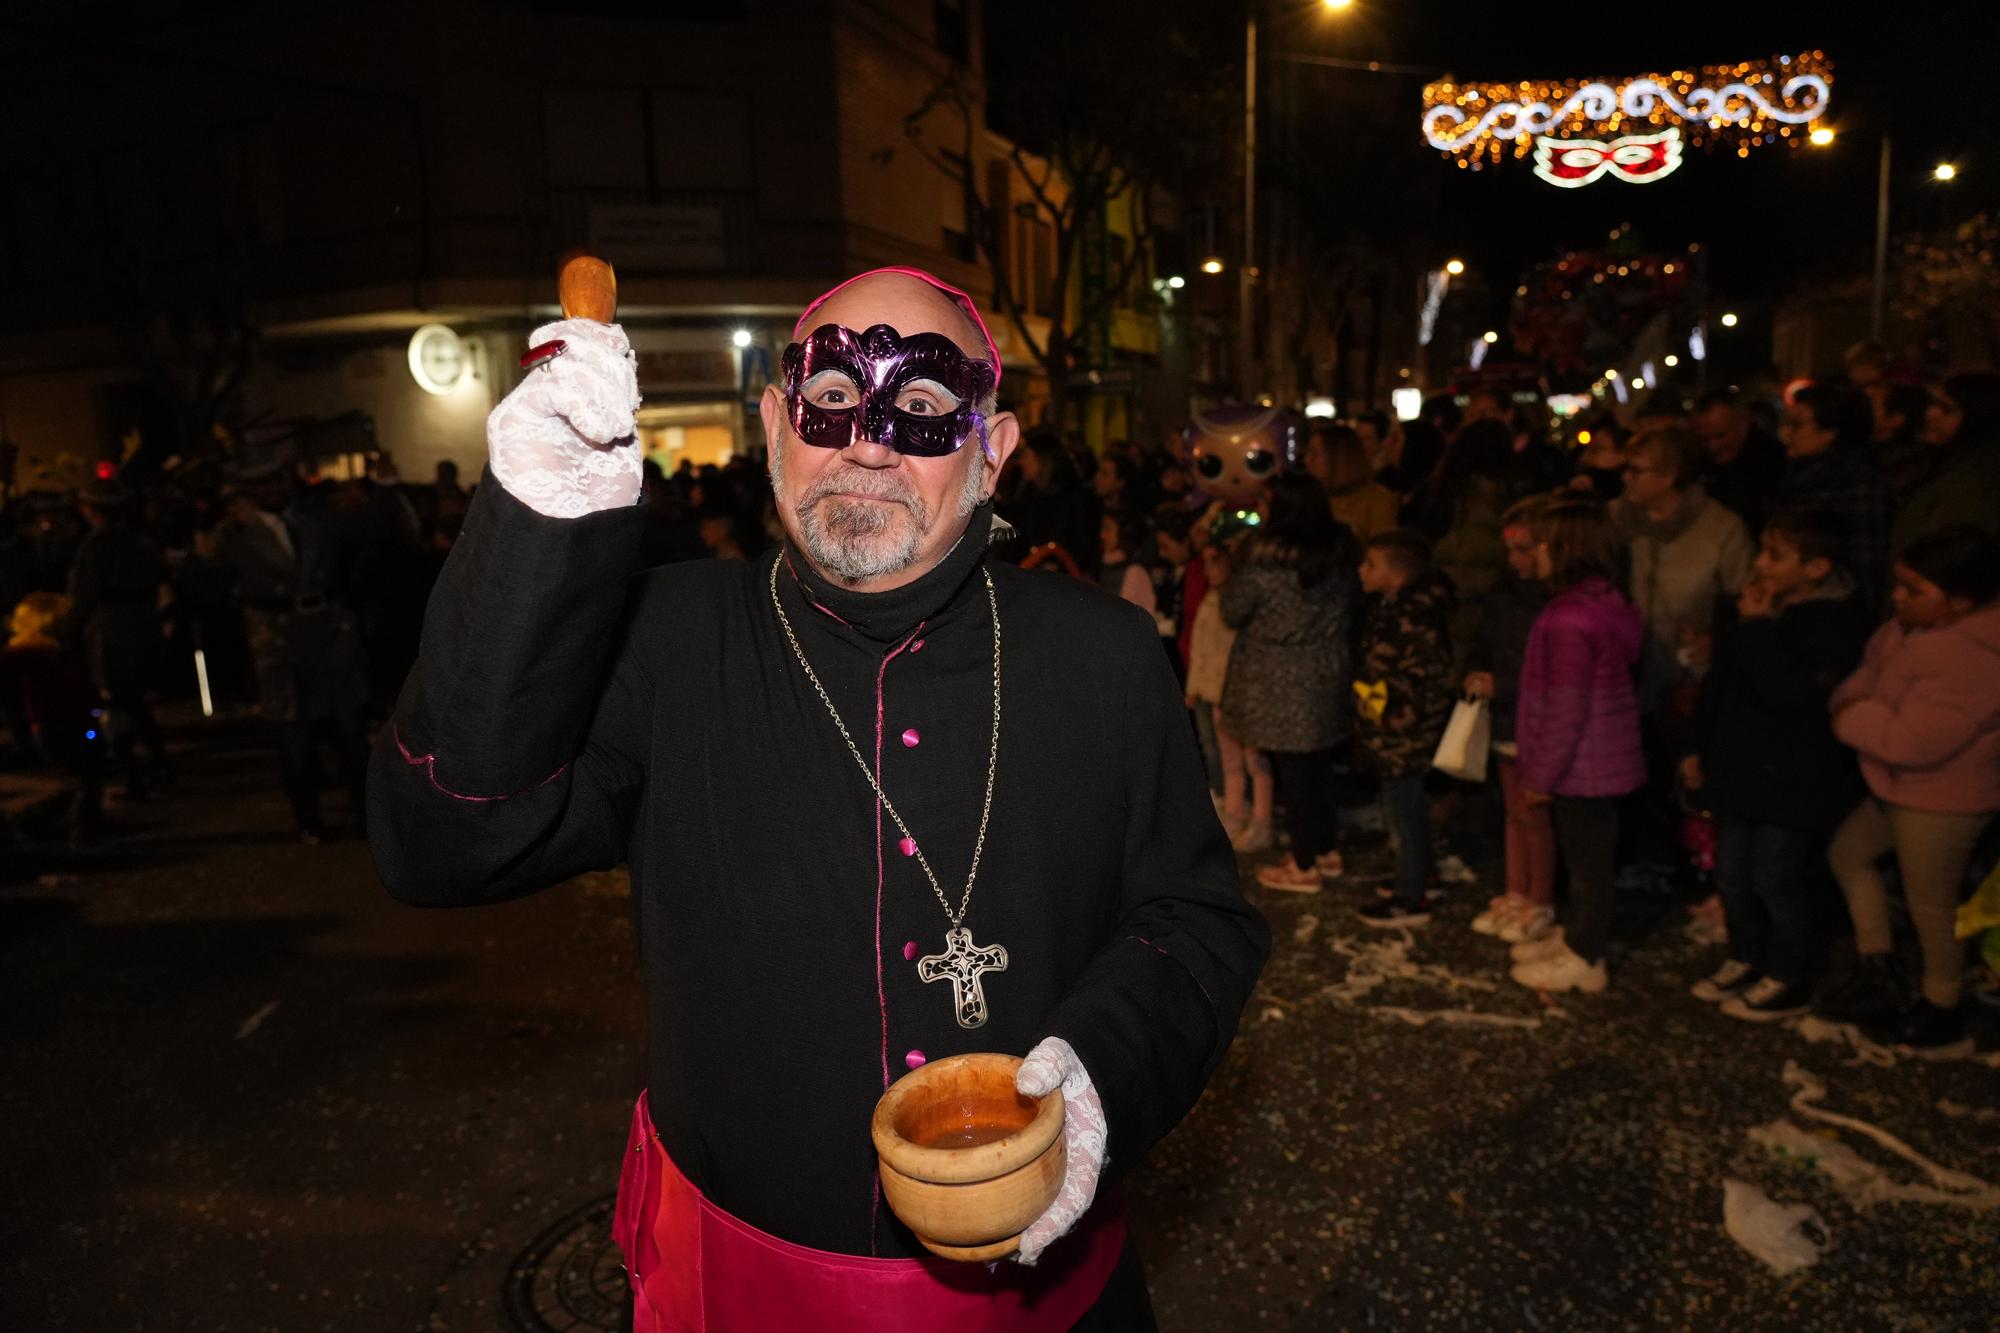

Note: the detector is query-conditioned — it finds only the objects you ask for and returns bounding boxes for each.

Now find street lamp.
[1201,257,1226,275]
[1844,137,1962,339]
[1241,0,1352,396]
[1808,126,1835,147]
[1720,312,1740,328]
[1481,330,1498,344]
[1444,258,1466,276]
[730,329,753,349]
[1664,354,1680,368]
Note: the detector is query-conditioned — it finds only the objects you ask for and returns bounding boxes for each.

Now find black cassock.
[369,476,1270,1277]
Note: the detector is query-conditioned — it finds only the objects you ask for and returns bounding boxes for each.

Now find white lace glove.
[1013,1036,1107,1265]
[486,318,643,518]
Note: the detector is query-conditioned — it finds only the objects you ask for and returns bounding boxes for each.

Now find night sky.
[10,2,1996,349]
[1290,2,2000,309]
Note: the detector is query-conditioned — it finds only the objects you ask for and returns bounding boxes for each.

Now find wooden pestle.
[559,253,618,323]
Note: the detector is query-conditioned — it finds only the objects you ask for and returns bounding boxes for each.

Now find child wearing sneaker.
[1681,511,1871,1021]
[1466,497,1555,944]
[1824,524,2000,1057]
[1512,499,1645,991]
[1186,543,1269,842]
[1354,528,1457,926]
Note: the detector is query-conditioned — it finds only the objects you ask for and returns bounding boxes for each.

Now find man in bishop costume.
[369,267,1270,1329]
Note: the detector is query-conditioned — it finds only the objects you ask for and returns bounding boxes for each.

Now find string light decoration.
[1422,52,1833,171]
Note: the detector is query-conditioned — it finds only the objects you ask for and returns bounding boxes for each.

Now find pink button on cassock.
[901,728,920,748]
[898,837,917,857]
[902,940,919,961]
[910,638,925,653]
[905,1050,927,1070]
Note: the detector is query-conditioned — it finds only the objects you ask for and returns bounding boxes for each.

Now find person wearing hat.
[369,268,1269,1328]
[214,451,371,843]
[68,476,169,798]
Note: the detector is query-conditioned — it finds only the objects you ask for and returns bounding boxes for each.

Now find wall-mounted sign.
[1421,51,1831,177]
[589,204,727,270]
[407,324,466,395]
[1533,128,1684,189]
[634,349,736,392]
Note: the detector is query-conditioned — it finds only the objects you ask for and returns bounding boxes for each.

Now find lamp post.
[1240,13,1256,397]
[1239,0,1354,397]
[1859,134,1960,341]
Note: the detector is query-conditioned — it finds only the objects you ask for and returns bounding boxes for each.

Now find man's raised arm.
[367,311,651,907]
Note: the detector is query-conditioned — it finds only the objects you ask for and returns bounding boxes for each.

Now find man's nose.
[842,435,901,467]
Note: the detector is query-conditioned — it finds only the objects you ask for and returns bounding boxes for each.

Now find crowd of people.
[5,347,1998,1058]
[0,449,775,844]
[989,355,2000,1061]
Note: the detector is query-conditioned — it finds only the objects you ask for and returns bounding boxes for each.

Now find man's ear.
[758,385,788,468]
[979,412,1021,503]
[1803,556,1835,583]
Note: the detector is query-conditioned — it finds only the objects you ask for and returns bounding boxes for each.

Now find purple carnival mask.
[781,323,996,458]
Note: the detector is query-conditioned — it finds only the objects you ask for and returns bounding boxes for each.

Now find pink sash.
[613,1093,1127,1332]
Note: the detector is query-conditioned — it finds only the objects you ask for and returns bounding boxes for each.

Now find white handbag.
[1432,696,1492,783]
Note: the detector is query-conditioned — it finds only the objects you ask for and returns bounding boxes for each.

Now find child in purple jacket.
[1510,499,1647,993]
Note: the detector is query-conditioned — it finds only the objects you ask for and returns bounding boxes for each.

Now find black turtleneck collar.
[782,501,996,644]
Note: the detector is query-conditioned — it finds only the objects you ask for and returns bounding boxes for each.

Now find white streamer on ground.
[1257,931,1546,1030]
[1775,1061,2000,1207]
[1749,1118,2000,1211]
[234,1001,278,1040]
[1936,1099,2000,1125]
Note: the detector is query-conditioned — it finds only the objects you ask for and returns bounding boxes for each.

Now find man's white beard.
[773,443,987,584]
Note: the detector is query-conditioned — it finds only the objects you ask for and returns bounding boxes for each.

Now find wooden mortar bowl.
[871,1052,1066,1261]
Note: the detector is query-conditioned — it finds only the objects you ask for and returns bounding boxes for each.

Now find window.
[1031,217,1057,317]
[545,85,648,189]
[1108,234,1146,308]
[939,151,971,254]
[1009,213,1032,311]
[651,89,754,191]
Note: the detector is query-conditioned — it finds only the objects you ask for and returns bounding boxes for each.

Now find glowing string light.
[1421,52,1833,166]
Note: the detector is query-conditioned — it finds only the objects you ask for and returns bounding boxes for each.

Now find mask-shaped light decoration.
[781,323,997,458]
[1533,127,1684,189]
[1181,404,1300,505]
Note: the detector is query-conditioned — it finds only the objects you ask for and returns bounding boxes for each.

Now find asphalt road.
[4,713,1994,1331]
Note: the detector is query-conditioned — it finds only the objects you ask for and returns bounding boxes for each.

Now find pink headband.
[793,266,1002,388]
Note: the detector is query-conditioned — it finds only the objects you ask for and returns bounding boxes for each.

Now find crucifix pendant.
[916,926,1009,1029]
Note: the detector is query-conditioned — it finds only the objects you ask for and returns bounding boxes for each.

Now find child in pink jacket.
[1820,524,2000,1057]
[1510,499,1647,994]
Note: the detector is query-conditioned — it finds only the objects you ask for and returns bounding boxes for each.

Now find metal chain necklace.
[768,555,1009,1028]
